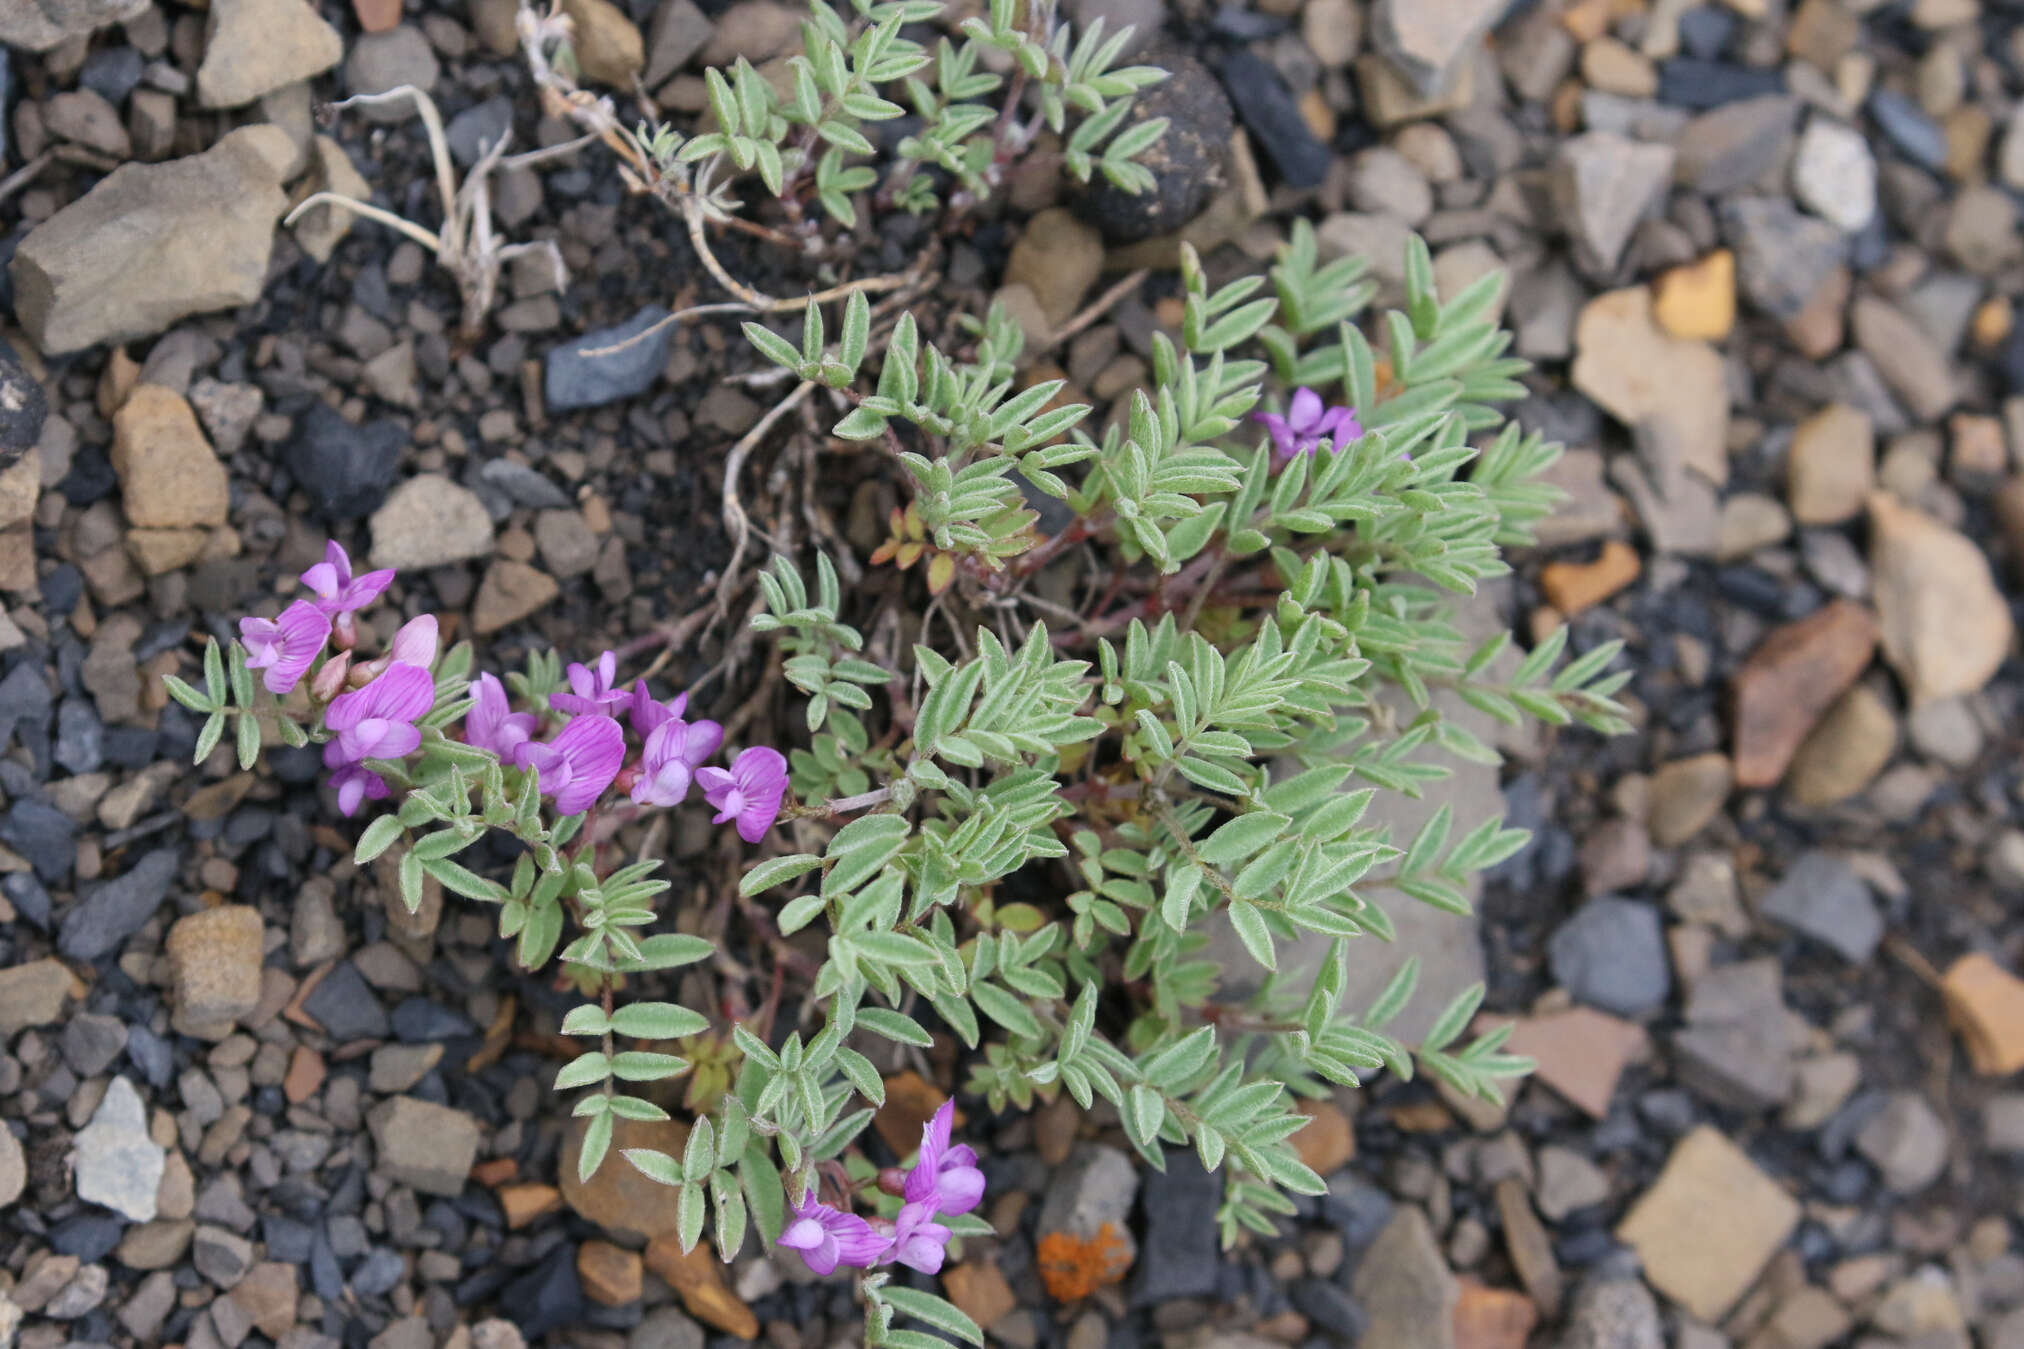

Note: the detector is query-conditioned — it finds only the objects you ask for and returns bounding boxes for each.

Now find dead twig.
[718,380,817,621]
[1039,267,1150,354]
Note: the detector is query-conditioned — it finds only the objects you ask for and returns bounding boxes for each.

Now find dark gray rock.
[300,961,391,1041]
[3,871,51,928]
[1291,1279,1368,1342]
[284,401,405,520]
[0,339,47,465]
[60,848,179,960]
[1132,1151,1221,1304]
[54,698,104,774]
[391,998,474,1041]
[497,1243,583,1340]
[476,458,572,511]
[446,96,514,166]
[1073,50,1232,243]
[1760,851,1881,963]
[1656,59,1782,109]
[1549,897,1670,1018]
[349,1247,405,1296]
[0,661,54,750]
[1215,47,1328,188]
[62,1012,130,1078]
[1721,197,1847,321]
[1867,89,1946,171]
[51,1212,126,1262]
[4,798,76,885]
[79,45,144,106]
[544,306,674,411]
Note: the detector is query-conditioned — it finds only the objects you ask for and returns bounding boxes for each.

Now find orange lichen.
[1036,1223,1134,1302]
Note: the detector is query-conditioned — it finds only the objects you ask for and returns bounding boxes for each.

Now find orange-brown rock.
[1539,539,1641,616]
[644,1234,759,1339]
[1730,600,1878,787]
[1292,1100,1355,1175]
[874,1070,952,1156]
[559,1114,688,1238]
[579,1240,644,1307]
[1493,1008,1647,1120]
[1942,953,2024,1076]
[1453,1280,1537,1349]
[282,1047,324,1104]
[498,1183,564,1230]
[943,1260,1019,1329]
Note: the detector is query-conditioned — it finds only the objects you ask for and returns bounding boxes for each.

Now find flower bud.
[309,651,352,703]
[875,1166,908,1198]
[331,610,358,652]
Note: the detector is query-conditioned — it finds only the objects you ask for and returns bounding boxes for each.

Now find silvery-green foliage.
[730,227,1632,1247]
[617,0,1166,227]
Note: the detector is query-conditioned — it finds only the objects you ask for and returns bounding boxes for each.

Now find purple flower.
[881,1202,953,1275]
[300,541,395,616]
[387,614,439,668]
[631,715,726,808]
[697,746,789,844]
[514,714,625,815]
[240,600,332,695]
[778,1191,891,1276]
[903,1100,985,1217]
[325,663,435,766]
[551,650,630,715]
[322,663,435,816]
[466,673,538,760]
[1253,387,1361,460]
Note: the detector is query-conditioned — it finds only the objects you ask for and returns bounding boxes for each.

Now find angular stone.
[1674,959,1796,1111]
[1852,297,1956,424]
[643,1233,759,1338]
[369,474,495,569]
[113,385,228,529]
[367,1097,480,1197]
[1721,196,1847,323]
[1730,600,1879,787]
[1352,1206,1457,1349]
[473,560,560,634]
[1942,953,2024,1077]
[1869,492,2012,707]
[197,0,343,108]
[1554,134,1676,276]
[10,127,294,355]
[165,905,264,1039]
[1494,1178,1562,1315]
[560,1114,687,1238]
[1573,287,1728,491]
[545,306,674,411]
[1652,250,1735,342]
[73,1078,167,1222]
[579,1240,643,1307]
[1793,118,1878,232]
[1759,851,1881,963]
[1038,1144,1140,1272]
[645,0,713,84]
[1786,404,1873,526]
[1673,94,1799,193]
[1854,1092,1948,1195]
[1615,1126,1800,1323]
[1372,0,1502,95]
[0,0,147,52]
[1539,539,1640,615]
[1494,1008,1645,1120]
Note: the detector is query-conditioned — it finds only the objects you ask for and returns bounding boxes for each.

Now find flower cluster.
[1254,386,1361,460]
[779,1100,984,1277]
[232,541,790,839]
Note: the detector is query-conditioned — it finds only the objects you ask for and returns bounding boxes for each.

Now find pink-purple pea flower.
[551,650,630,715]
[631,714,726,808]
[466,673,537,761]
[1254,387,1361,460]
[697,746,790,844]
[514,714,626,816]
[386,614,438,668]
[240,600,331,695]
[778,1190,892,1276]
[885,1202,955,1275]
[322,663,435,815]
[300,541,395,617]
[904,1101,985,1217]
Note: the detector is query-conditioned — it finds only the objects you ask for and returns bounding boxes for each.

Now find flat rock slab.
[1616,1125,1800,1323]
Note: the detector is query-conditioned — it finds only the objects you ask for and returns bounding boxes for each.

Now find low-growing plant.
[170,214,1628,1345]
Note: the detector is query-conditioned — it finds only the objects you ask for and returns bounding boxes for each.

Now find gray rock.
[73,1078,166,1222]
[1351,1206,1456,1349]
[0,341,48,467]
[446,96,514,166]
[345,26,440,119]
[1036,1144,1140,1268]
[1674,958,1797,1110]
[1759,851,1882,963]
[368,1096,482,1196]
[1721,196,1846,321]
[285,402,405,521]
[3,798,75,884]
[1558,1277,1663,1349]
[1132,1151,1221,1304]
[61,1013,129,1078]
[1535,1146,1609,1221]
[477,459,573,511]
[545,306,675,411]
[631,1307,706,1349]
[1867,89,1945,171]
[192,1225,253,1287]
[1074,51,1233,243]
[9,126,295,355]
[59,848,180,962]
[300,961,390,1041]
[0,0,148,52]
[1673,95,1799,194]
[1855,1091,1948,1194]
[1552,132,1676,275]
[645,0,715,85]
[1549,897,1670,1018]
[1371,0,1505,95]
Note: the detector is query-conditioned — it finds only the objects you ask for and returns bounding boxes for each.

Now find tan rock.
[560,1114,687,1238]
[230,1263,299,1340]
[579,1240,643,1306]
[1730,600,1879,787]
[0,957,84,1036]
[1783,684,1896,807]
[498,1183,564,1229]
[126,527,210,575]
[1787,403,1874,526]
[643,1233,759,1338]
[1573,287,1729,490]
[1716,492,1791,562]
[1616,1126,1800,1323]
[1868,492,2013,707]
[473,560,560,634]
[369,474,495,569]
[1647,752,1732,847]
[874,1070,951,1156]
[1452,1280,1536,1349]
[1942,953,2024,1076]
[198,0,344,108]
[1851,296,1956,423]
[165,906,264,1040]
[1292,1100,1355,1175]
[943,1260,1019,1330]
[560,0,645,86]
[1005,208,1104,329]
[291,137,373,265]
[1539,539,1640,615]
[697,0,800,66]
[113,385,228,529]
